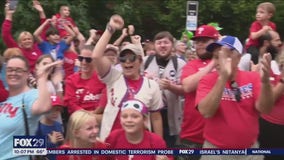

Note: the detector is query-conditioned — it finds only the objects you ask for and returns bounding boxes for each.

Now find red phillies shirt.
[0,80,8,102]
[54,14,77,38]
[1,20,42,72]
[64,71,106,114]
[261,74,284,125]
[180,59,211,143]
[111,77,144,132]
[105,129,173,160]
[246,20,276,49]
[63,50,78,79]
[196,70,261,148]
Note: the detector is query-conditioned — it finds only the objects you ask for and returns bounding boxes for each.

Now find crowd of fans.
[0,1,284,160]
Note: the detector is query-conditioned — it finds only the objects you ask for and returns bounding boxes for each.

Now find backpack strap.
[22,95,33,160]
[171,56,178,71]
[22,95,30,136]
[144,54,178,71]
[144,54,155,70]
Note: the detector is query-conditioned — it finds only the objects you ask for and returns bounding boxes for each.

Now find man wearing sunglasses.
[196,36,274,160]
[92,15,163,141]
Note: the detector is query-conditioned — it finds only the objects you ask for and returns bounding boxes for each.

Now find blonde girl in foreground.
[57,110,110,160]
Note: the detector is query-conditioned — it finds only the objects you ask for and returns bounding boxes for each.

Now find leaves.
[1,0,284,54]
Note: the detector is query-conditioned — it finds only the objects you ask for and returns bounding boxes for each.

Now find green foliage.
[1,0,284,54]
[0,0,90,54]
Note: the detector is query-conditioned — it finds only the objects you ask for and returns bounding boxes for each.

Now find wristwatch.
[106,23,115,34]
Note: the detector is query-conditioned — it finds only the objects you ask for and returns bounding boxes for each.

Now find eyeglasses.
[78,56,92,63]
[119,54,137,63]
[230,81,241,102]
[6,67,28,74]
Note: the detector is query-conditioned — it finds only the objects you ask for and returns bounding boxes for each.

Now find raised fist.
[109,14,124,30]
[122,28,128,36]
[128,25,135,35]
[131,35,141,44]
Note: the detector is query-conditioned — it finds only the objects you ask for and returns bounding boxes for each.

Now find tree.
[1,0,283,54]
[0,0,90,54]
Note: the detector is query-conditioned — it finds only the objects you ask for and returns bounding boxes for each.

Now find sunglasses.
[121,100,148,114]
[119,54,137,63]
[78,56,92,63]
[122,103,141,110]
[230,81,242,102]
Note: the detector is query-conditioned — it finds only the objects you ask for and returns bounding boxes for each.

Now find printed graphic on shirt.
[222,83,253,101]
[169,69,177,83]
[75,88,101,102]
[110,88,117,107]
[64,57,75,64]
[32,52,38,56]
[0,102,19,118]
[57,18,70,29]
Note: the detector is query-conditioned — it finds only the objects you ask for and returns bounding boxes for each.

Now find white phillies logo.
[50,95,57,102]
[83,93,100,101]
[197,27,204,34]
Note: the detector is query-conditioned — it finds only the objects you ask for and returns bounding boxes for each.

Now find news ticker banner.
[12,136,284,156]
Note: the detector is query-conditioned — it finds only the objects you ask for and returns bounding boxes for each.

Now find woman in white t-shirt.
[91,14,163,141]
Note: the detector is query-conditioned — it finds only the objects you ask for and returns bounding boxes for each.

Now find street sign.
[186,1,199,31]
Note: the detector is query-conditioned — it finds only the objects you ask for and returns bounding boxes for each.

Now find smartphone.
[9,0,19,10]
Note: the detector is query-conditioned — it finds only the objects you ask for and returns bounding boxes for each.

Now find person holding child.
[33,18,75,60]
[246,2,277,64]
[52,4,85,43]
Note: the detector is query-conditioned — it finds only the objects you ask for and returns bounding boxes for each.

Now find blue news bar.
[44,149,284,155]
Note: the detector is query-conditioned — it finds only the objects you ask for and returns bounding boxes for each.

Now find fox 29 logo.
[13,136,46,148]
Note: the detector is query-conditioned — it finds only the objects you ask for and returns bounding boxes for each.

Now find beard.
[266,45,279,60]
[198,51,213,60]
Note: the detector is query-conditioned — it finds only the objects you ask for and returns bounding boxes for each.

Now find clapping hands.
[218,46,232,80]
[259,53,272,83]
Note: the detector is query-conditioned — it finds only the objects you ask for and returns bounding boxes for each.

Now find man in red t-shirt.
[196,36,273,159]
[179,25,219,160]
[245,2,277,65]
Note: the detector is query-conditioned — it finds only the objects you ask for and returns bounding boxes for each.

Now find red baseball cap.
[192,25,219,40]
[50,95,65,107]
